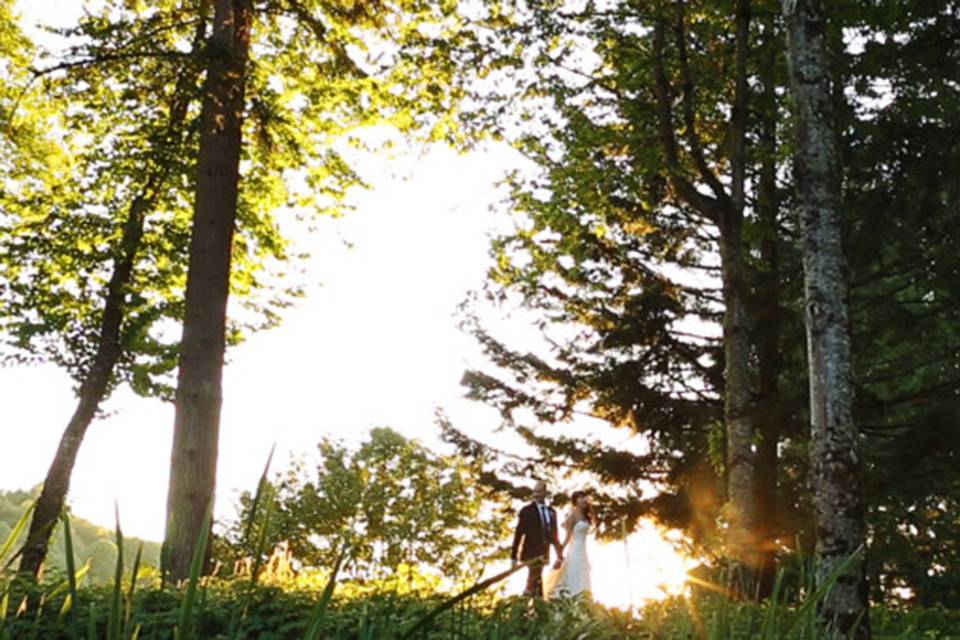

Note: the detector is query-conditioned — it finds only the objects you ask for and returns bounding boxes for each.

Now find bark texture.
[651,0,758,569]
[17,195,151,579]
[782,0,869,635]
[720,225,756,567]
[17,23,204,577]
[753,14,782,598]
[722,0,757,572]
[164,0,252,582]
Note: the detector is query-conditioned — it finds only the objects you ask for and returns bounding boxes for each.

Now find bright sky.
[0,0,540,540]
[0,136,519,539]
[3,0,696,605]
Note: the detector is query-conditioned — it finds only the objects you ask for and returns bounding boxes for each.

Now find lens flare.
[588,520,697,609]
[502,518,697,608]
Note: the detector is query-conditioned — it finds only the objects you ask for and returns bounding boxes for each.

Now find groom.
[511,480,563,597]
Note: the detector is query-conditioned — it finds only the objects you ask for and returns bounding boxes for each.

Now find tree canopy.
[2,0,959,617]
[441,0,960,609]
[225,428,511,583]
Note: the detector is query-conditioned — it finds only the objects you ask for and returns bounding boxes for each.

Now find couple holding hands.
[511,480,593,598]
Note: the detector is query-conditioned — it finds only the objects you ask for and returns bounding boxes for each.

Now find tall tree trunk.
[16,20,205,576]
[651,0,757,572]
[753,197,781,597]
[720,224,756,572]
[722,0,757,576]
[782,0,869,635]
[17,194,151,579]
[752,186,781,597]
[164,0,252,582]
[753,11,782,599]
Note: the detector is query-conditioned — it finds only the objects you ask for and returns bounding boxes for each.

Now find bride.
[545,491,592,598]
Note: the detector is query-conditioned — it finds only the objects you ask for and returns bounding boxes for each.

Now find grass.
[3,491,959,638]
[2,579,960,639]
[2,513,959,640]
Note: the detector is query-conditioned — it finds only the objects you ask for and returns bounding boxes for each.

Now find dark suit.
[511,501,562,596]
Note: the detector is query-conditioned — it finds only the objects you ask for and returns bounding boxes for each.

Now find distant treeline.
[0,488,160,583]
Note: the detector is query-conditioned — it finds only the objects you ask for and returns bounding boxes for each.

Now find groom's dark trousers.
[511,501,561,597]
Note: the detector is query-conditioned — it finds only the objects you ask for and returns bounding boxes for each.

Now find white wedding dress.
[546,519,592,598]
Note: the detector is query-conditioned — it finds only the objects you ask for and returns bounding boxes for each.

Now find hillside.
[0,488,161,582]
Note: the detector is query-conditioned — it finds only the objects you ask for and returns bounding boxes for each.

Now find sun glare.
[503,518,697,608]
[589,520,697,608]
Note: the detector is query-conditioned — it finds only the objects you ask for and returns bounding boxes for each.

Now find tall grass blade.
[51,561,91,615]
[231,486,278,638]
[128,543,143,602]
[33,592,46,622]
[125,543,143,633]
[0,501,35,569]
[242,443,276,550]
[88,602,97,640]
[357,605,374,640]
[61,510,79,619]
[759,569,785,640]
[107,503,125,640]
[303,541,349,640]
[400,557,536,639]
[228,447,278,640]
[58,593,73,621]
[0,591,12,640]
[786,545,865,638]
[247,485,275,589]
[160,541,169,592]
[174,501,213,640]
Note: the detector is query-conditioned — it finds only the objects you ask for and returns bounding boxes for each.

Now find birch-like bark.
[164,0,252,581]
[782,0,869,635]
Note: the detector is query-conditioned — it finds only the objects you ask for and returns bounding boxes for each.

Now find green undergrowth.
[2,578,960,639]
[3,480,959,638]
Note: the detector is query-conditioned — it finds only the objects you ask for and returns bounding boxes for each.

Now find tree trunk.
[753,223,780,597]
[753,239,780,597]
[721,0,758,577]
[720,225,757,573]
[753,12,782,599]
[17,194,149,579]
[164,0,252,582]
[16,12,207,579]
[651,0,758,572]
[782,0,869,635]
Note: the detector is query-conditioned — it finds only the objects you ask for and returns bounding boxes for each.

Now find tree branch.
[674,0,733,210]
[30,50,192,78]
[283,0,369,79]
[730,0,751,214]
[651,15,721,225]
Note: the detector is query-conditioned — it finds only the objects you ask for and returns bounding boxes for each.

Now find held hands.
[553,559,563,569]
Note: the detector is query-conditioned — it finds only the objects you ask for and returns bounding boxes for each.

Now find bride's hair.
[570,490,592,524]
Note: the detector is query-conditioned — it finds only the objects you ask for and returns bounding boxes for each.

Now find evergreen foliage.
[442,0,960,609]
[1,0,960,624]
